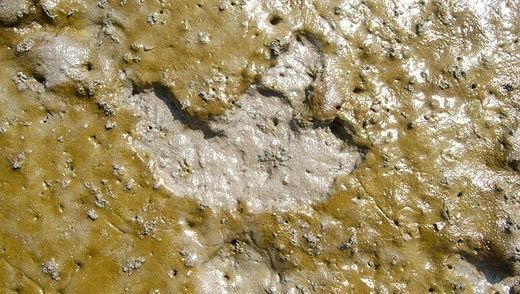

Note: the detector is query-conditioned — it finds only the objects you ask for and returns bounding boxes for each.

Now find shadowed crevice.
[461,253,512,284]
[132,83,223,139]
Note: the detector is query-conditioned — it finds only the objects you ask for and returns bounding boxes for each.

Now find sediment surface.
[0,0,519,293]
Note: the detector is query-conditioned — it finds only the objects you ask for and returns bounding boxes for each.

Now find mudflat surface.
[0,0,519,293]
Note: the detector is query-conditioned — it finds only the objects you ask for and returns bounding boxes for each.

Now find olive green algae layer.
[0,0,519,293]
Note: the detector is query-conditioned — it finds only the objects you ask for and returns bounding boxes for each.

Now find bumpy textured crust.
[0,0,518,293]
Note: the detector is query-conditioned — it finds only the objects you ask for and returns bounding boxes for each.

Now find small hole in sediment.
[270,16,283,26]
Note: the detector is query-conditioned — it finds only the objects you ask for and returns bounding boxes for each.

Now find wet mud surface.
[0,0,519,293]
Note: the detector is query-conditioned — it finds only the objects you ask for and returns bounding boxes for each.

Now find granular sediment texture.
[0,0,519,293]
